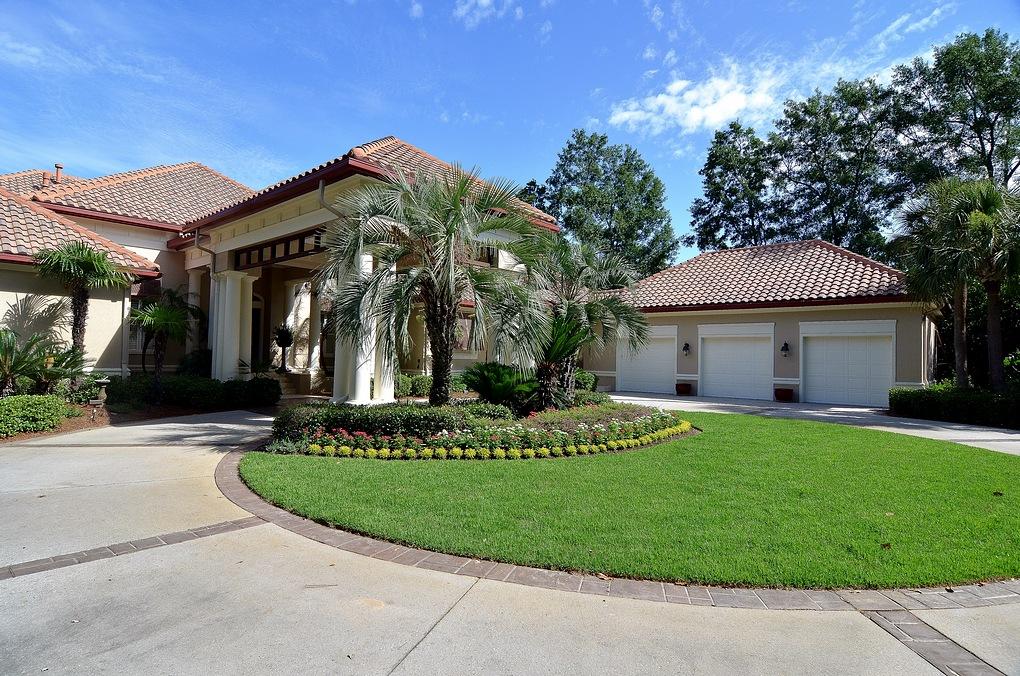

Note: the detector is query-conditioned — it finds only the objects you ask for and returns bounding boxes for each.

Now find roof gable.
[628,240,907,310]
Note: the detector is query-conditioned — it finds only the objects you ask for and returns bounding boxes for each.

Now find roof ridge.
[31,162,198,201]
[185,162,254,193]
[809,239,904,277]
[348,136,400,158]
[0,186,158,272]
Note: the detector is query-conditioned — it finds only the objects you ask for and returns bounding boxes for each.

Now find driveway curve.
[0,409,1016,674]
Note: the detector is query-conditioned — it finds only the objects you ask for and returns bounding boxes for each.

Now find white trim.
[590,370,616,377]
[645,302,915,317]
[773,377,800,384]
[894,381,924,388]
[698,322,774,337]
[676,373,699,380]
[211,207,334,253]
[798,319,897,337]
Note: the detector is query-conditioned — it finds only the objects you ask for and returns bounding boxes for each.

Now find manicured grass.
[240,411,1020,588]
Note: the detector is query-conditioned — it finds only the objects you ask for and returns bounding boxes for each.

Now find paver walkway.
[1,410,1017,674]
[611,392,1020,455]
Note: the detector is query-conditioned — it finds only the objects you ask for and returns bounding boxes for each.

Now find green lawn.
[240,411,1020,588]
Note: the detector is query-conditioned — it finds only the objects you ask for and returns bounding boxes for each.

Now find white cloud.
[662,48,678,67]
[648,3,664,30]
[453,0,527,28]
[609,60,782,136]
[869,13,912,52]
[642,44,657,60]
[409,1,424,19]
[539,19,552,43]
[905,2,956,33]
[642,69,659,80]
[0,33,45,67]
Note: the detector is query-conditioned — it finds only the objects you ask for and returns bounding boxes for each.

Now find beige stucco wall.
[0,265,128,372]
[583,303,932,397]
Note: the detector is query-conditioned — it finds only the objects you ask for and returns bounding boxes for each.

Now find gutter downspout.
[193,225,219,368]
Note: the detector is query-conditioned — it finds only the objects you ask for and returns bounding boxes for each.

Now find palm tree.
[0,329,50,397]
[529,237,649,399]
[136,288,203,374]
[897,178,972,387]
[34,242,132,352]
[318,165,549,406]
[898,179,1020,392]
[130,301,189,397]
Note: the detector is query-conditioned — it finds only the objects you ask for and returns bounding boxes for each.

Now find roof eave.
[638,295,912,313]
[37,202,183,233]
[0,252,160,278]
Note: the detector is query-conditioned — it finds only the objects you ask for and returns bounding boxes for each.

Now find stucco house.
[586,240,935,407]
[0,136,557,403]
[0,137,932,408]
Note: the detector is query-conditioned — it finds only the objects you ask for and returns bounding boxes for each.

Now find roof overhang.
[638,295,912,314]
[37,202,183,233]
[184,156,559,234]
[0,252,160,279]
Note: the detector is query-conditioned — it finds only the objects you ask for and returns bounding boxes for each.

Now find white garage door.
[803,335,893,407]
[617,336,676,394]
[700,337,773,400]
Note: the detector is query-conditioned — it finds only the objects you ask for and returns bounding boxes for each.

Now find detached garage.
[593,240,935,407]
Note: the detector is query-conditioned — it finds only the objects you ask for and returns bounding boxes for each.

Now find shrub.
[461,362,535,409]
[242,377,283,407]
[454,401,514,421]
[410,374,432,397]
[0,395,69,437]
[265,438,305,454]
[108,374,280,411]
[450,373,467,392]
[572,390,611,407]
[272,402,474,440]
[574,369,597,392]
[889,383,1019,429]
[54,374,103,405]
[176,349,212,377]
[395,373,413,398]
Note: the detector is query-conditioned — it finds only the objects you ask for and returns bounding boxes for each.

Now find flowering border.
[292,413,694,461]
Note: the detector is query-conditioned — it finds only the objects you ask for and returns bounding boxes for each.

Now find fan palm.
[897,178,973,387]
[34,242,132,352]
[137,287,204,374]
[131,301,189,397]
[318,165,549,406]
[1,295,71,347]
[528,237,649,399]
[0,329,51,397]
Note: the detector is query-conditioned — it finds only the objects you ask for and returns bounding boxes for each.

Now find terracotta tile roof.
[30,162,253,227]
[627,240,907,310]
[0,169,86,196]
[190,136,558,229]
[0,187,159,274]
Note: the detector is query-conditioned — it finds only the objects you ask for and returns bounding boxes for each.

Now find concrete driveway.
[1,410,1017,674]
[612,392,1020,455]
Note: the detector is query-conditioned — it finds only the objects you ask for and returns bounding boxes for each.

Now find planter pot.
[675,383,692,396]
[774,387,795,402]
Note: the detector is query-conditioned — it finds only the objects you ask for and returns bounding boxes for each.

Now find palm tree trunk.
[557,354,578,403]
[952,283,968,388]
[153,332,168,401]
[985,279,1005,393]
[70,286,89,353]
[141,332,153,374]
[424,299,456,406]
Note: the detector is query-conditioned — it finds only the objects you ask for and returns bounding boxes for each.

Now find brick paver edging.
[216,450,1020,614]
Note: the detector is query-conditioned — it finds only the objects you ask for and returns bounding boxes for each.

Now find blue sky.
[2,0,1018,260]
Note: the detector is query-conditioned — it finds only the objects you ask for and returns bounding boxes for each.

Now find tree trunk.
[153,332,168,402]
[556,353,578,404]
[985,279,1005,393]
[141,332,153,374]
[1,376,14,398]
[952,283,968,388]
[425,299,456,406]
[70,286,89,353]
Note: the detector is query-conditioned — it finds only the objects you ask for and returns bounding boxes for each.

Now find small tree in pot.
[273,324,295,373]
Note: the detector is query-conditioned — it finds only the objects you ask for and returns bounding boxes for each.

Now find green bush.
[108,374,280,411]
[574,369,597,392]
[273,402,474,440]
[454,401,514,421]
[176,349,212,377]
[395,373,412,398]
[572,390,611,407]
[54,374,103,405]
[243,377,283,407]
[410,374,432,397]
[0,395,69,437]
[450,373,467,392]
[461,362,536,412]
[889,383,1019,429]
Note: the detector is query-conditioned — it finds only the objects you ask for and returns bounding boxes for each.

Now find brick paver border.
[216,450,1020,615]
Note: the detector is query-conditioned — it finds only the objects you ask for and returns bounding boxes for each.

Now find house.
[585,240,935,407]
[0,136,557,403]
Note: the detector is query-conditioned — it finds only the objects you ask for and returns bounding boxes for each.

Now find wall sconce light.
[780,341,790,357]
[682,342,691,357]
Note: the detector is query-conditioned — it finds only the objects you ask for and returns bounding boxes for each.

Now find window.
[127,298,146,353]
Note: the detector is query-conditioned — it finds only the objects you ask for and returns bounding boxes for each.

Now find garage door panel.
[701,336,772,400]
[617,337,676,394]
[803,335,893,407]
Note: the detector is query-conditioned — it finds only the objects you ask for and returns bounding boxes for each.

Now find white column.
[186,268,205,352]
[120,288,131,377]
[372,261,397,403]
[308,282,321,374]
[207,273,219,348]
[238,275,255,378]
[347,254,375,404]
[211,271,245,381]
[331,335,351,403]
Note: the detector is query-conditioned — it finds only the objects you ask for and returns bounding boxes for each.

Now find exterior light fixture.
[780,341,790,357]
[682,342,690,357]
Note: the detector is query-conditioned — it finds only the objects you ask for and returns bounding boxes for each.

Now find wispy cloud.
[642,44,657,60]
[905,2,957,33]
[452,0,519,29]
[662,48,678,67]
[409,1,424,19]
[539,19,552,43]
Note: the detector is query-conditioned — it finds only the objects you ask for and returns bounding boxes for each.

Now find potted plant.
[273,324,295,373]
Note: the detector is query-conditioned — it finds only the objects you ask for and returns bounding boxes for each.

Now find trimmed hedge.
[273,402,476,441]
[395,373,412,398]
[889,383,1019,429]
[0,395,70,437]
[575,369,597,392]
[572,390,611,407]
[108,375,281,410]
[409,374,432,397]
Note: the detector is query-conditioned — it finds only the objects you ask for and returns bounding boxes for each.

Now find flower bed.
[270,402,693,460]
